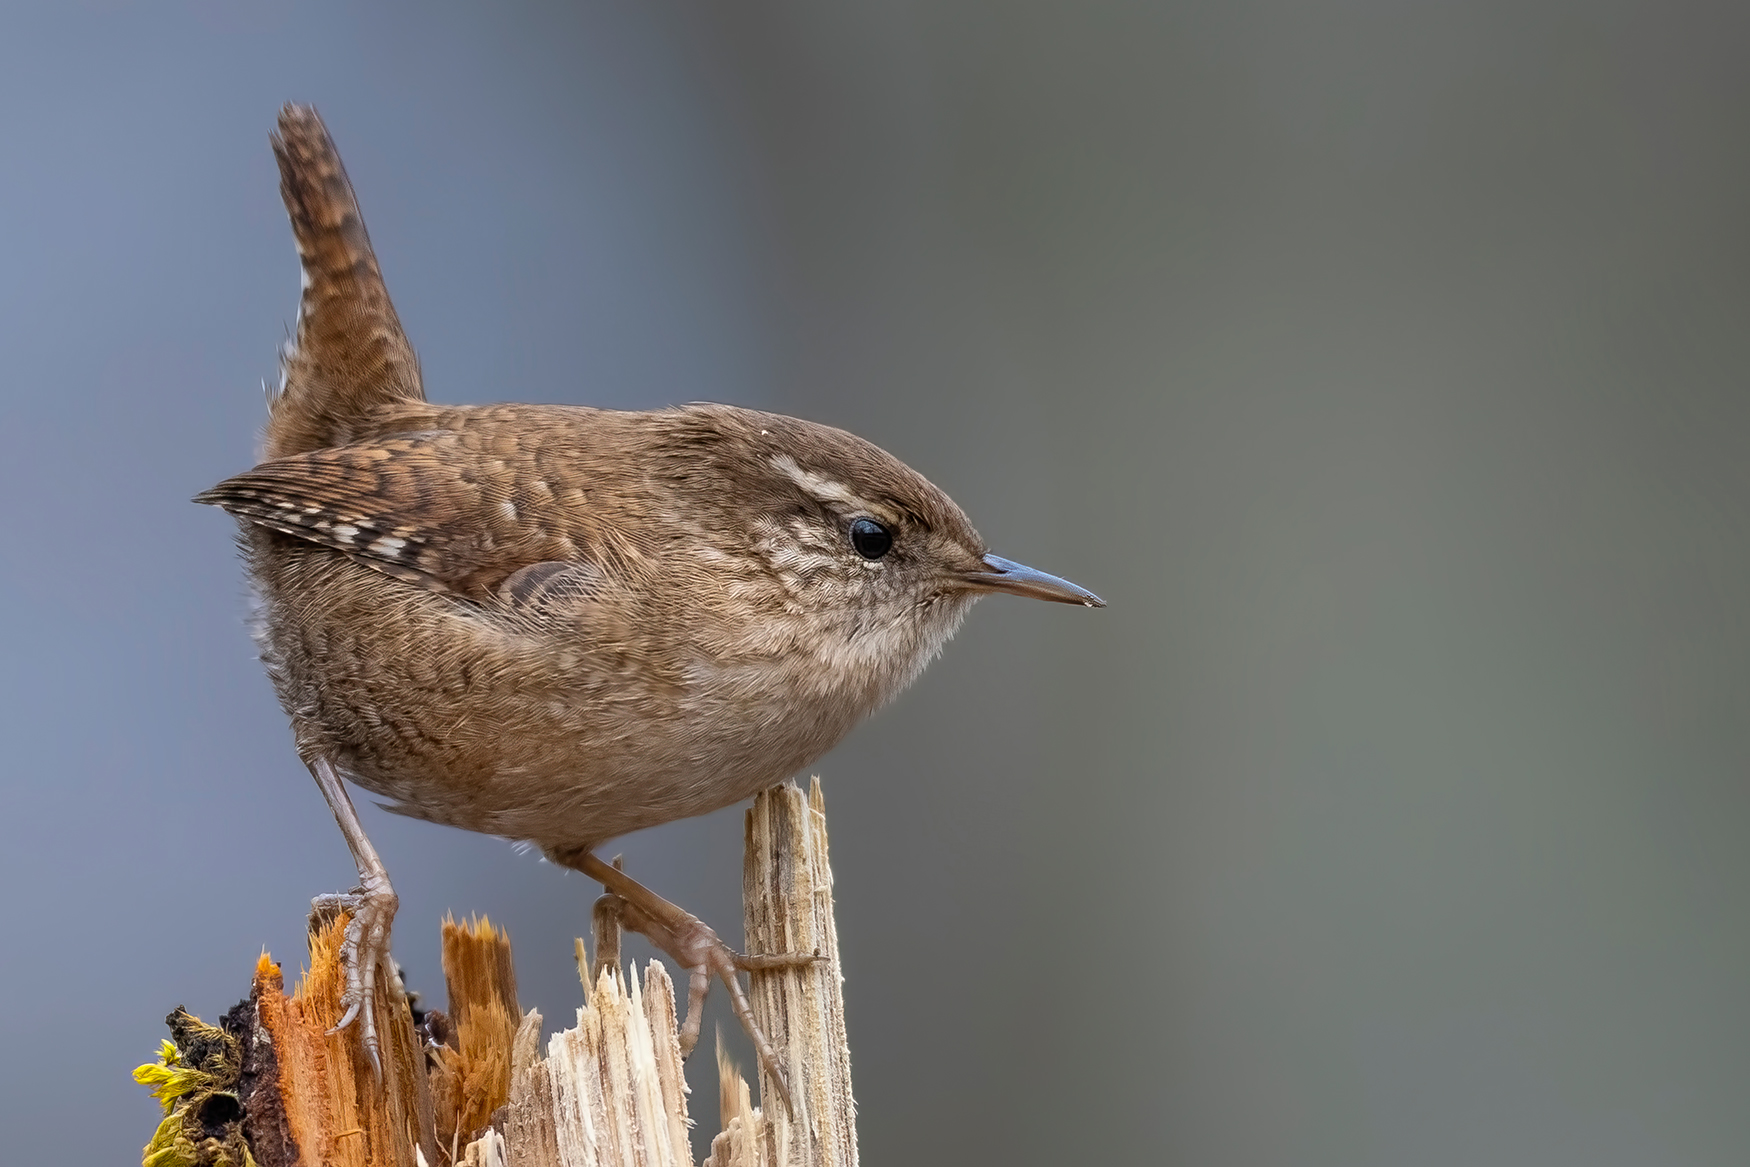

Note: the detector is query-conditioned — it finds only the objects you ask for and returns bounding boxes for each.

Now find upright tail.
[264,105,424,459]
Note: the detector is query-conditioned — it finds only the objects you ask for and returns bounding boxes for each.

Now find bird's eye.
[848,517,893,560]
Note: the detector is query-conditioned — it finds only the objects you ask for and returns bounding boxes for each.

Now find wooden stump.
[134,781,857,1167]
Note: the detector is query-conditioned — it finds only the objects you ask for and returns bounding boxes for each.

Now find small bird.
[199,106,1103,1095]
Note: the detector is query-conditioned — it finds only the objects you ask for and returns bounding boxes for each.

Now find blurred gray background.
[2,1,1747,1163]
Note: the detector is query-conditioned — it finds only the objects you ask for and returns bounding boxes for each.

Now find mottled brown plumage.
[199,106,1102,1094]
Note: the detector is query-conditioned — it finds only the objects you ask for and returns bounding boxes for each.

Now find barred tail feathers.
[265,104,423,458]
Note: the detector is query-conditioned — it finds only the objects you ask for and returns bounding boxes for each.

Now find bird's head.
[662,405,1103,695]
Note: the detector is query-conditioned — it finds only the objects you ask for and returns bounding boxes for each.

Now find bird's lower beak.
[960,554,1105,607]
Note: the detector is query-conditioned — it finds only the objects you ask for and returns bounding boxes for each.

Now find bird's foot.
[576,853,823,1110]
[309,874,399,1077]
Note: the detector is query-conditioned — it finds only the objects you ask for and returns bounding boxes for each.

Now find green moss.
[133,1009,256,1167]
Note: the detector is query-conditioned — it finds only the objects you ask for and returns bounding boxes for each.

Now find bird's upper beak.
[959,554,1105,607]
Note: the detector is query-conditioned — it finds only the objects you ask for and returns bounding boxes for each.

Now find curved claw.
[311,882,397,1078]
[566,852,819,1113]
[707,945,795,1111]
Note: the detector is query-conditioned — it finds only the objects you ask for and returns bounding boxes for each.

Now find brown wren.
[198,106,1103,1096]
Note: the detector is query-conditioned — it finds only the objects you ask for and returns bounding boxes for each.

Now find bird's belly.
[365,706,795,835]
[254,553,861,851]
[335,678,848,851]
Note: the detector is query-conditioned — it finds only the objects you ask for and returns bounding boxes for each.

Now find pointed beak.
[960,554,1106,607]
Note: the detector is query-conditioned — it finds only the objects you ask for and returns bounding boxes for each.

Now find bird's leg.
[561,849,823,1110]
[590,885,624,990]
[306,755,398,1076]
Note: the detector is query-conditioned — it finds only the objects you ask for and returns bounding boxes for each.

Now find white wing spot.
[368,536,407,557]
[331,524,359,543]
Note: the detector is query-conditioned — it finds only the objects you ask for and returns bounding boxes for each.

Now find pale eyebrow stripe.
[769,454,901,524]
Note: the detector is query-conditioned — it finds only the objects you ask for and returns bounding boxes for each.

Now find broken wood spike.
[428,914,520,1153]
[712,777,858,1167]
[250,912,435,1167]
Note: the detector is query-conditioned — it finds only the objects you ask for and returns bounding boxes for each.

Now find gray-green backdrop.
[2,3,1745,1163]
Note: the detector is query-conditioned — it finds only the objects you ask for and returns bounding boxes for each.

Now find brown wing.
[195,430,595,600]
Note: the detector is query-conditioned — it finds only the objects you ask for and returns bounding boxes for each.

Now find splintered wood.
[249,912,438,1167]
[429,915,521,1152]
[710,777,858,1167]
[142,781,855,1166]
[509,962,694,1166]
